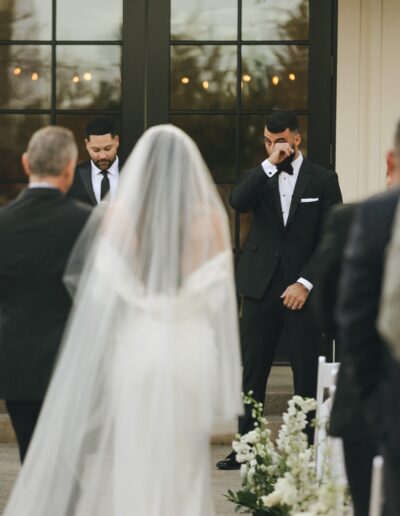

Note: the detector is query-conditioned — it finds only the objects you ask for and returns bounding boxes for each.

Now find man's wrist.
[296,277,313,292]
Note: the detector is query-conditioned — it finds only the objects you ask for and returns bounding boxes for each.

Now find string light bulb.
[242,74,252,82]
[181,77,189,84]
[13,66,22,76]
[202,80,209,90]
[83,72,92,81]
[272,75,279,86]
[72,75,80,83]
[31,72,39,81]
[289,73,296,81]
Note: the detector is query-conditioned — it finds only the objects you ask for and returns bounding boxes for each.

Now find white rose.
[262,491,282,508]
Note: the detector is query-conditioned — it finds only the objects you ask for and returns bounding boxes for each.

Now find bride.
[3,125,242,516]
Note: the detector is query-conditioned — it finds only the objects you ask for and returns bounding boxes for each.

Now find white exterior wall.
[336,0,400,201]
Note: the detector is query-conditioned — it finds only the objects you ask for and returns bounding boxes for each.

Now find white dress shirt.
[91,157,119,203]
[28,182,58,190]
[261,152,313,292]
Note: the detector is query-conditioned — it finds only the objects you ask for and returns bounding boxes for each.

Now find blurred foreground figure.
[3,125,242,516]
[336,121,400,516]
[0,127,91,462]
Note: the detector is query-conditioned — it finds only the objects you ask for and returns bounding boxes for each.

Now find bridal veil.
[3,125,242,516]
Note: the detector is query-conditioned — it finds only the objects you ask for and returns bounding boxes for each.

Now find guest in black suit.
[217,111,342,469]
[337,123,400,516]
[67,117,120,205]
[0,126,91,462]
[313,203,378,516]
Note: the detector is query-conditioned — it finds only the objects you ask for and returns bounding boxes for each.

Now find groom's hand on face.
[268,142,294,165]
[280,283,309,310]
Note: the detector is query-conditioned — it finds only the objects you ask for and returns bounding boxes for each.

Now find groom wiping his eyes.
[217,111,342,470]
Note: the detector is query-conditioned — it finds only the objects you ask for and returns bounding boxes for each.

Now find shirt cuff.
[261,158,278,178]
[296,277,313,292]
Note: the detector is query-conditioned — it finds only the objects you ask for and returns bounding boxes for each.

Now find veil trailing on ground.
[3,125,242,516]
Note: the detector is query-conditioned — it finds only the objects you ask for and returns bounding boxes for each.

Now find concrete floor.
[0,444,241,516]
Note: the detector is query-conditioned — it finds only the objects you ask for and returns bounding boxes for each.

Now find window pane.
[217,184,236,245]
[0,46,51,109]
[0,183,27,207]
[242,0,309,41]
[57,0,122,41]
[0,0,51,40]
[56,46,121,109]
[0,115,50,180]
[240,114,308,173]
[171,0,237,41]
[170,115,236,182]
[171,46,237,110]
[241,45,308,110]
[56,114,122,164]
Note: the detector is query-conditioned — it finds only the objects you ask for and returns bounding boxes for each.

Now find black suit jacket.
[313,203,357,338]
[67,159,120,206]
[230,158,342,299]
[0,188,91,400]
[334,188,400,452]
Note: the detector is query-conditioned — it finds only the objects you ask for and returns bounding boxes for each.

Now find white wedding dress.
[3,125,242,516]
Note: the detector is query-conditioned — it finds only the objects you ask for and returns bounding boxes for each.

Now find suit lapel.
[79,164,97,205]
[267,172,285,229]
[286,159,313,227]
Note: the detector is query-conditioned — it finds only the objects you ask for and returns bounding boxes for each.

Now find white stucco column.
[336,0,400,201]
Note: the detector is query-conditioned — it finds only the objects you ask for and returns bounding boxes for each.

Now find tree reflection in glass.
[56,46,121,109]
[0,114,50,181]
[241,45,308,110]
[171,115,236,182]
[57,0,122,41]
[171,0,237,41]
[171,46,237,110]
[242,0,309,41]
[0,0,51,41]
[0,46,51,109]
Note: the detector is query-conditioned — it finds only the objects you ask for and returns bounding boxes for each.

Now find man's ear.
[294,133,302,147]
[114,135,120,148]
[21,153,31,178]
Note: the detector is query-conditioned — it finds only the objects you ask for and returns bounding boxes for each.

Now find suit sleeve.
[337,205,383,400]
[299,171,343,283]
[311,207,346,335]
[230,167,268,213]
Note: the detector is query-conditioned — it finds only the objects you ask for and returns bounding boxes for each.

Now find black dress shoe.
[216,451,240,470]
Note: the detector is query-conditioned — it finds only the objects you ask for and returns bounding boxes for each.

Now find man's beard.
[94,157,115,170]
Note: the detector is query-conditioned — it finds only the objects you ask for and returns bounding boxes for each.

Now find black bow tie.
[276,163,294,175]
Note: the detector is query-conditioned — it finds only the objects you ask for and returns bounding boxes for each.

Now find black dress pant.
[342,437,377,516]
[6,400,42,462]
[383,447,400,516]
[239,269,325,436]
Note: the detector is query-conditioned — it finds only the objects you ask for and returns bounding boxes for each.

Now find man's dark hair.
[265,111,300,134]
[85,118,117,139]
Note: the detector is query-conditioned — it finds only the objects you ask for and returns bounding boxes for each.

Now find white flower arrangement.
[226,393,351,515]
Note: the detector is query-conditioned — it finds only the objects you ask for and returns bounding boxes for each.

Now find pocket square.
[300,198,319,203]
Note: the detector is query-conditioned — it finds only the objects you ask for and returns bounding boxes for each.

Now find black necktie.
[100,170,110,200]
[276,163,294,175]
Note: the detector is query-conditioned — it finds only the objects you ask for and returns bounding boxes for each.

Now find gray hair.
[27,126,78,177]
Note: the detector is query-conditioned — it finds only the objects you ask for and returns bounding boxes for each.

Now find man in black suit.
[313,203,378,516]
[336,124,400,516]
[0,126,91,462]
[67,117,120,205]
[217,111,342,469]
